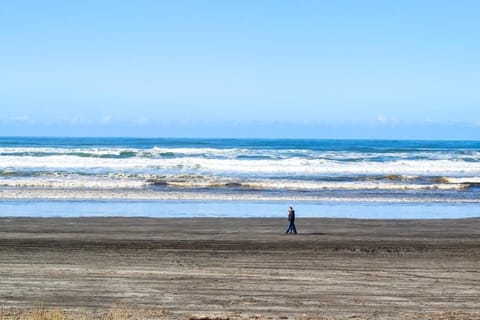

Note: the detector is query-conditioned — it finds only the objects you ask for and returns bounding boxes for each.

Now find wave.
[3,155,480,177]
[1,188,479,203]
[443,177,480,184]
[0,147,262,159]
[0,147,156,159]
[3,145,480,161]
[0,177,146,189]
[149,179,470,191]
[0,174,472,191]
[1,142,480,200]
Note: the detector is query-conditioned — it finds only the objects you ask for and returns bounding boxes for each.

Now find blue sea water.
[1,137,480,219]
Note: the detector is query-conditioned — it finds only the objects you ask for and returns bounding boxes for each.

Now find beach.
[3,0,480,317]
[0,217,479,319]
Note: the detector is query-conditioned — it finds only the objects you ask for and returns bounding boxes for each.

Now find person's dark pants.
[285,221,297,234]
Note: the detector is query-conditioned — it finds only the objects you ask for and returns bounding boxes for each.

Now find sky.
[1,0,480,139]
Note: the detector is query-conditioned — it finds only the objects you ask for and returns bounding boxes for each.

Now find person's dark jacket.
[288,210,295,222]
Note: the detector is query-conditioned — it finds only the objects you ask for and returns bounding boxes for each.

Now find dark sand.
[0,217,479,319]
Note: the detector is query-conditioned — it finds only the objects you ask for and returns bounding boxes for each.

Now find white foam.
[444,177,480,184]
[155,178,468,191]
[0,177,146,189]
[0,147,133,156]
[0,174,469,191]
[2,148,480,177]
[153,158,480,176]
[8,156,476,175]
[1,188,479,203]
[241,180,469,191]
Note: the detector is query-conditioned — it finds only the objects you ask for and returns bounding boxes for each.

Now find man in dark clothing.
[285,206,297,234]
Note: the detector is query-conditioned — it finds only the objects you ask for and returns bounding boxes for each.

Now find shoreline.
[2,188,480,203]
[2,216,480,221]
[1,217,479,319]
[2,200,480,220]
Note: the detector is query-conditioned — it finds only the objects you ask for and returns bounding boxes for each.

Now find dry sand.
[0,217,479,319]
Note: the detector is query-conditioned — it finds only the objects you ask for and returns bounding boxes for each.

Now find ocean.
[1,137,480,219]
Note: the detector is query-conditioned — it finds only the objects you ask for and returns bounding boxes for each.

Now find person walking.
[285,206,297,234]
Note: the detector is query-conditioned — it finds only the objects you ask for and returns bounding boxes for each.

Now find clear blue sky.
[1,0,479,139]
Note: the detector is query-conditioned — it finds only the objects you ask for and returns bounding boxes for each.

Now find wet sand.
[0,217,479,319]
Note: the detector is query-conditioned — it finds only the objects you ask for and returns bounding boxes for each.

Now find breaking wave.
[1,138,480,203]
